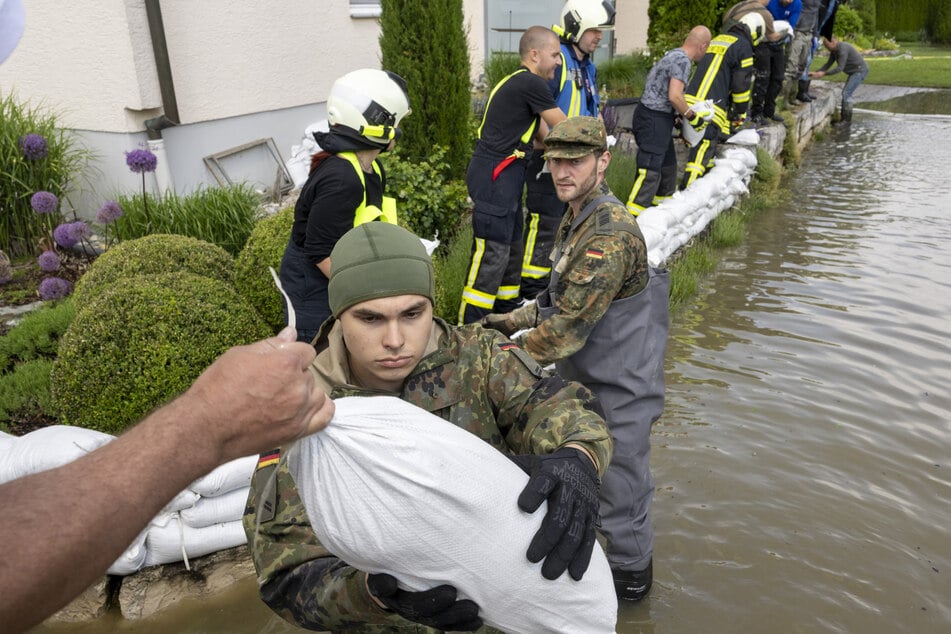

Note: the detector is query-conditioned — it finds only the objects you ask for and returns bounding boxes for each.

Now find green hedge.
[51,272,270,433]
[73,234,234,309]
[234,208,294,332]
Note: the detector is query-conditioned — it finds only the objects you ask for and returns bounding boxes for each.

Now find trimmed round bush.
[73,234,235,308]
[51,271,270,433]
[235,207,293,332]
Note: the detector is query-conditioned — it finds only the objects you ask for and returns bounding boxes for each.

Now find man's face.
[576,29,603,56]
[535,37,563,80]
[548,151,610,205]
[339,294,433,393]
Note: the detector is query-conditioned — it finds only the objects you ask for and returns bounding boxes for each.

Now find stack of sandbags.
[0,426,148,574]
[641,145,757,267]
[0,425,257,573]
[144,455,256,567]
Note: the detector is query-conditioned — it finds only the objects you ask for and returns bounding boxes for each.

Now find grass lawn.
[810,41,951,89]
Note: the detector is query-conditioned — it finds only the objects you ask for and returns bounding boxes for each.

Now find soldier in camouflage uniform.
[244,222,613,633]
[483,116,671,603]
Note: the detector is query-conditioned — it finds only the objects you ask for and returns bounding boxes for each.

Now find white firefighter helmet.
[554,0,616,43]
[326,69,411,148]
[738,11,766,46]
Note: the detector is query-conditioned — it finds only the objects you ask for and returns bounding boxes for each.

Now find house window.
[350,0,381,19]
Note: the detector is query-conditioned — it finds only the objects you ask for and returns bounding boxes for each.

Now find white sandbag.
[189,454,256,497]
[180,486,249,528]
[144,516,247,567]
[0,431,16,451]
[108,528,149,576]
[0,425,114,484]
[288,396,617,634]
[161,488,200,514]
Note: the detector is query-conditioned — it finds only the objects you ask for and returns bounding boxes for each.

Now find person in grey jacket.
[810,36,868,122]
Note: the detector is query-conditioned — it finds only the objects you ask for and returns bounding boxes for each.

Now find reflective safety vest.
[337,151,397,226]
[555,44,600,117]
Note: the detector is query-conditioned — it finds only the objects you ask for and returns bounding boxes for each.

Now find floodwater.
[620,101,951,632]
[35,98,951,633]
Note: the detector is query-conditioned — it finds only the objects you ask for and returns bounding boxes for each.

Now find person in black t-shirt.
[458,26,566,325]
[280,69,411,342]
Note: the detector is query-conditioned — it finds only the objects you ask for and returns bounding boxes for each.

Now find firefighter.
[458,26,565,324]
[279,68,411,342]
[521,0,616,301]
[680,12,764,189]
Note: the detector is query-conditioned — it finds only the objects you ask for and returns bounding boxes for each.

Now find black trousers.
[626,104,678,214]
[751,42,786,118]
[521,152,566,300]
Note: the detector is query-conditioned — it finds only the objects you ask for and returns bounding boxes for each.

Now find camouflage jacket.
[509,182,648,365]
[243,318,612,633]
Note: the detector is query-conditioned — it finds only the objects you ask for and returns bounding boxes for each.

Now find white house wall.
[0,0,646,218]
[615,0,649,54]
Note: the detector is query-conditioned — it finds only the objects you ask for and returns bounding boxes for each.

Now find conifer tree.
[379,0,472,179]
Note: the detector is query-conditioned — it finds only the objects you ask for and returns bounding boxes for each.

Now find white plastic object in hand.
[269,266,296,332]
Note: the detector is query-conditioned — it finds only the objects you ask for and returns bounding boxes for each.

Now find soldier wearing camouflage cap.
[484,116,671,602]
[244,222,613,633]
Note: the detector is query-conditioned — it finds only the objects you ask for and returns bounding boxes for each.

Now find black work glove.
[366,573,483,632]
[510,447,601,581]
[479,312,517,337]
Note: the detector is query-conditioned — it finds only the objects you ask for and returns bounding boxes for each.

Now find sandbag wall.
[0,426,255,576]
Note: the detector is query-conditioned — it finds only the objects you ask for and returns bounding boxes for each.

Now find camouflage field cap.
[544,116,607,159]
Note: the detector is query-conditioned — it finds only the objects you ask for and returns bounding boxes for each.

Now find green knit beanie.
[328,222,435,317]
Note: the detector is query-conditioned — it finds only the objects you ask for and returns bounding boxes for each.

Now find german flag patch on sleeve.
[585,248,604,259]
[257,448,280,470]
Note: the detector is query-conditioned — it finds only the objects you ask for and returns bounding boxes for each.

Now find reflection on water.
[620,110,951,632]
[859,88,951,115]
[34,111,951,634]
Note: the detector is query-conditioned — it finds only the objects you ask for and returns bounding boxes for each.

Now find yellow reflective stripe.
[459,239,494,323]
[684,139,711,187]
[652,194,671,205]
[480,68,536,144]
[463,237,486,290]
[695,53,724,100]
[338,152,398,226]
[626,168,648,207]
[462,287,496,306]
[497,285,520,300]
[522,264,550,278]
[740,57,754,68]
[692,34,737,101]
[733,89,752,103]
[521,213,548,277]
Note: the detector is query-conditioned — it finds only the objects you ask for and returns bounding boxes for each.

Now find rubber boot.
[782,78,799,108]
[803,79,816,100]
[840,104,853,123]
[797,79,814,103]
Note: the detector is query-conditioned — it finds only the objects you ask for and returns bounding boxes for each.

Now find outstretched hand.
[182,327,334,462]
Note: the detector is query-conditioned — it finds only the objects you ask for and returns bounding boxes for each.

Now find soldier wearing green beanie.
[245,221,615,633]
[327,222,435,317]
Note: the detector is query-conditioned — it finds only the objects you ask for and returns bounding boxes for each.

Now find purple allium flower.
[38,250,62,272]
[19,133,50,161]
[96,200,124,225]
[125,148,158,173]
[38,277,72,300]
[30,190,59,214]
[52,221,89,249]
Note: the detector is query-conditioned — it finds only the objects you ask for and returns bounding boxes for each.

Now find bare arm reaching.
[0,327,334,633]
